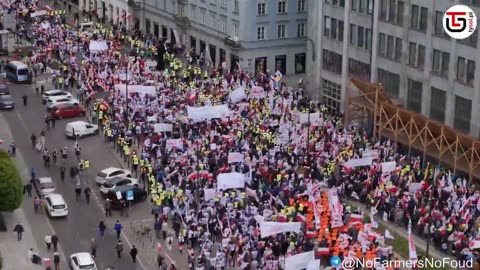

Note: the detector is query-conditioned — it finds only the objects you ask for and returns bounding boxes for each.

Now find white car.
[96,167,132,185]
[46,96,79,109]
[41,90,72,101]
[65,121,99,138]
[69,252,97,270]
[43,193,68,217]
[100,176,139,195]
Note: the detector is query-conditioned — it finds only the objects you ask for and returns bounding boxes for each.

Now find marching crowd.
[7,0,480,269]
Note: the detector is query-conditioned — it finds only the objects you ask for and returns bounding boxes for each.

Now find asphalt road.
[1,81,151,270]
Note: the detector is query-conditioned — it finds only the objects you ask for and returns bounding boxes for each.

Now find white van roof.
[67,121,88,127]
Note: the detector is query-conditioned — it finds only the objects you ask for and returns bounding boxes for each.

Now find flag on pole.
[408,219,417,261]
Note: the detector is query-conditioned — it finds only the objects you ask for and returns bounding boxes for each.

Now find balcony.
[173,14,190,28]
[224,37,241,50]
[127,0,141,10]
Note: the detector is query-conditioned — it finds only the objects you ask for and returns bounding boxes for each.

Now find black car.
[0,95,14,109]
[105,186,147,209]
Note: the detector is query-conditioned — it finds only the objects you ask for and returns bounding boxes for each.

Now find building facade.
[307,0,480,138]
[80,0,309,75]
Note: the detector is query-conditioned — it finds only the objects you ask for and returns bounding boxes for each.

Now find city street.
[1,81,188,269]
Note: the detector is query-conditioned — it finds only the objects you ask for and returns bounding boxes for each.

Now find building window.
[278,0,287,13]
[145,19,151,33]
[407,79,423,112]
[458,27,478,48]
[298,0,306,11]
[352,0,372,14]
[432,50,450,78]
[257,3,266,15]
[433,11,450,39]
[460,0,480,6]
[454,96,472,133]
[275,55,287,74]
[410,5,427,32]
[295,53,306,73]
[348,59,370,81]
[233,20,239,37]
[430,87,446,122]
[322,50,342,75]
[327,0,345,7]
[378,33,401,61]
[350,24,373,49]
[378,68,400,98]
[278,24,286,38]
[200,8,206,24]
[209,11,216,28]
[322,79,342,113]
[324,17,344,42]
[219,15,227,33]
[233,0,239,13]
[379,0,404,25]
[257,26,265,40]
[153,23,159,37]
[456,57,476,86]
[190,5,196,21]
[407,42,425,69]
[220,0,227,8]
[297,23,305,37]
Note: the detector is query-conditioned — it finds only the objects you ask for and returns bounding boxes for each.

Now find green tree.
[0,150,23,211]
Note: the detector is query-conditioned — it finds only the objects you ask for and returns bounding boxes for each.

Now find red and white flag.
[408,219,417,261]
[350,214,363,223]
[157,242,162,252]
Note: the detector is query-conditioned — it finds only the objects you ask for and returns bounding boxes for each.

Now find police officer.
[132,153,139,177]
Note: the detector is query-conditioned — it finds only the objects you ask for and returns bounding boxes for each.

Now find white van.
[65,121,98,139]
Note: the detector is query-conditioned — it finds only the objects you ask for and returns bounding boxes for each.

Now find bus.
[5,61,31,83]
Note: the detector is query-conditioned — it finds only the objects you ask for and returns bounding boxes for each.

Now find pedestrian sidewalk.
[0,209,42,270]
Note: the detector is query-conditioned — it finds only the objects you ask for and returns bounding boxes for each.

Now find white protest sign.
[217,173,246,190]
[249,86,266,99]
[228,152,245,163]
[409,182,422,194]
[363,149,379,159]
[187,105,231,122]
[116,191,122,200]
[229,86,247,103]
[285,251,315,270]
[343,157,374,168]
[154,123,173,132]
[166,139,183,150]
[203,189,216,201]
[89,40,109,51]
[259,222,302,238]
[298,112,323,126]
[381,161,397,173]
[306,259,321,270]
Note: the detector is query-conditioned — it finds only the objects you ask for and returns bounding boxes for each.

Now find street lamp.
[304,37,316,62]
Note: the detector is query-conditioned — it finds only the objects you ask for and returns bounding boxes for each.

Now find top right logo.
[443,5,477,39]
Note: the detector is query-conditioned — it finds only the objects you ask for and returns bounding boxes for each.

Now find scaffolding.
[345,78,480,179]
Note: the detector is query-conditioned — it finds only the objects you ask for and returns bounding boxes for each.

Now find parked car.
[105,185,147,209]
[50,104,86,119]
[65,121,98,138]
[0,94,14,109]
[99,176,139,195]
[46,96,79,109]
[0,83,9,95]
[41,89,71,101]
[33,177,56,197]
[95,167,132,185]
[69,252,97,270]
[43,193,68,217]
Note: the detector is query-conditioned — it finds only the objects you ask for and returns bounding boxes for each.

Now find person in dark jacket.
[130,245,138,263]
[13,222,24,241]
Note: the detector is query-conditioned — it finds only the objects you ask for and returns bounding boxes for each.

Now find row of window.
[256,23,306,40]
[253,54,307,75]
[377,69,473,133]
[323,47,477,86]
[326,0,478,48]
[257,0,307,15]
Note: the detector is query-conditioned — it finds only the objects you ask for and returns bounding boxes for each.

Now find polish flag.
[277,214,287,222]
[469,240,480,250]
[316,247,330,256]
[296,214,306,223]
[350,214,363,222]
[121,12,127,19]
[306,230,316,239]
